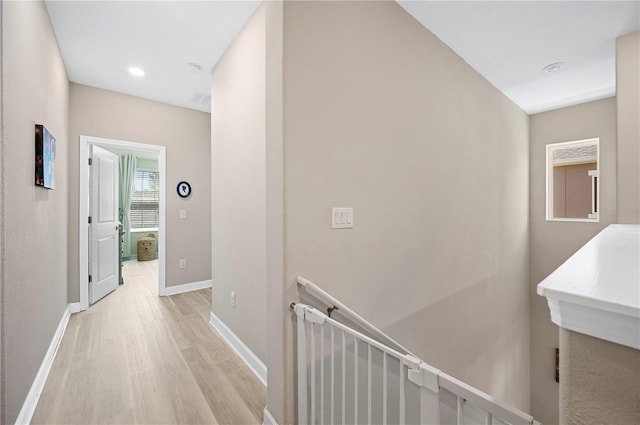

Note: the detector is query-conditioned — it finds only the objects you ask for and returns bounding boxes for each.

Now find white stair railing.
[293,277,540,425]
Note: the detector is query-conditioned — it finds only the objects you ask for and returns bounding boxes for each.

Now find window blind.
[130,170,159,228]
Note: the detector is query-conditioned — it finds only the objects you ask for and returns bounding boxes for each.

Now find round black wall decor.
[176,181,192,198]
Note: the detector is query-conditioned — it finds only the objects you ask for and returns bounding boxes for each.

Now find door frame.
[79,135,167,311]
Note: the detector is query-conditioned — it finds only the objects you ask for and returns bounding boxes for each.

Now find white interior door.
[89,145,120,304]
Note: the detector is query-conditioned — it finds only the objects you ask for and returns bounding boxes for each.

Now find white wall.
[1,2,69,422]
[210,4,268,364]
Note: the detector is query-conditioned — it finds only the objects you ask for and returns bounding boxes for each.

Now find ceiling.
[45,1,639,115]
[397,1,639,114]
[45,0,261,113]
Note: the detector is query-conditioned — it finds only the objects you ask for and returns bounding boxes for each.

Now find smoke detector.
[543,62,565,73]
[186,62,203,73]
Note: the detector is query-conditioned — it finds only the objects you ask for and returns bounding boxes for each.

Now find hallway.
[31,260,266,424]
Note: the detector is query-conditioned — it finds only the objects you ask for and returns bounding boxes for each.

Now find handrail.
[296,276,415,356]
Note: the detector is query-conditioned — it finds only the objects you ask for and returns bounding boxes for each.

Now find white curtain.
[119,155,136,257]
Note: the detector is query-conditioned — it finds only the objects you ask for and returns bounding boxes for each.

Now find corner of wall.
[616,31,640,224]
[264,0,285,423]
[0,2,5,422]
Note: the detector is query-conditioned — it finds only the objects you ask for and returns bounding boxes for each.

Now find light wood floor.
[32,260,266,424]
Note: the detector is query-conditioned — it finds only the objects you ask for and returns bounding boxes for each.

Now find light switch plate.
[179,209,187,219]
[332,208,353,229]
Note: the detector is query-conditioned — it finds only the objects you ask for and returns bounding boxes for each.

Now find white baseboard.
[15,304,71,425]
[163,279,212,296]
[209,311,267,387]
[68,302,82,313]
[263,407,279,425]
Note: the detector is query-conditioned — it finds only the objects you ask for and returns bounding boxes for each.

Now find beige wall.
[210,4,268,363]
[266,1,531,422]
[0,1,70,422]
[616,32,640,224]
[0,3,4,420]
[559,329,640,425]
[264,0,285,417]
[529,97,617,425]
[68,84,211,297]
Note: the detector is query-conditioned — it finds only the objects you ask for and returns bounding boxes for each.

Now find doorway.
[79,135,167,311]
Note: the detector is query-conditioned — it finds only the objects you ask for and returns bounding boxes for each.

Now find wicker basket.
[137,234,157,261]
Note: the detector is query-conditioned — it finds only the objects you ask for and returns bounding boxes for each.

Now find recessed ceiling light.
[543,62,565,73]
[128,66,145,77]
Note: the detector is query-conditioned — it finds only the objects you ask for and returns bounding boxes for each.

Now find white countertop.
[537,224,640,349]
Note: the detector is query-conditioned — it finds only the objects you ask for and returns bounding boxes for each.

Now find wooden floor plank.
[31,260,266,424]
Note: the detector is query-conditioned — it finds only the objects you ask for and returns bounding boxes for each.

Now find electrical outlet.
[231,291,236,309]
[179,259,186,269]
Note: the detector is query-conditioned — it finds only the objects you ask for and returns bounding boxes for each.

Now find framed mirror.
[546,138,599,222]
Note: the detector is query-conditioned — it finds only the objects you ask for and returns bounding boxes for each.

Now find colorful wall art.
[35,124,56,189]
